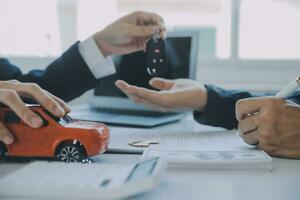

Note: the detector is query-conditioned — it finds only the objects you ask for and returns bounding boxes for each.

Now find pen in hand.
[243,76,300,118]
[275,77,300,98]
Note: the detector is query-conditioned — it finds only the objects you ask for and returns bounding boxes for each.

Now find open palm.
[115,78,207,112]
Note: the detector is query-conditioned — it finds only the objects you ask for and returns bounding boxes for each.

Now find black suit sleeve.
[193,85,255,130]
[0,42,101,102]
[193,84,300,130]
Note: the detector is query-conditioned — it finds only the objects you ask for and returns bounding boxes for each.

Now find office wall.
[2,0,300,104]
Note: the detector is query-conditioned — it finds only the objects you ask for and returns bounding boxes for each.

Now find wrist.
[93,31,111,57]
[194,87,208,111]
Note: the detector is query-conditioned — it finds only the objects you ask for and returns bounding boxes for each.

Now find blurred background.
[1,0,300,104]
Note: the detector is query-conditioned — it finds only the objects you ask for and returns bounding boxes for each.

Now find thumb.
[115,80,130,91]
[125,24,160,37]
[149,78,175,90]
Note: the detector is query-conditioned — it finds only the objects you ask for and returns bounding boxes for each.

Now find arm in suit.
[0,43,100,102]
[193,84,300,130]
[0,11,167,103]
[0,11,167,145]
[193,85,255,130]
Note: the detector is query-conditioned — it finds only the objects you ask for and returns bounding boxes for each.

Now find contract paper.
[109,129,251,153]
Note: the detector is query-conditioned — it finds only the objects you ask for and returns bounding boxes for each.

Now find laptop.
[71,30,199,127]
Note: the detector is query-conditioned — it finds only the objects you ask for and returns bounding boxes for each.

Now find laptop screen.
[94,36,193,98]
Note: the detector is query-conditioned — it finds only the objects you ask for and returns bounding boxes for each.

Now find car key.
[146,33,167,76]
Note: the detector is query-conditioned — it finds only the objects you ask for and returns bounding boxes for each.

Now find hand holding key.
[146,33,167,76]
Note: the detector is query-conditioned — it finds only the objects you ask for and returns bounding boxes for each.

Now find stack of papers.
[135,130,273,171]
[142,148,273,171]
[109,126,273,171]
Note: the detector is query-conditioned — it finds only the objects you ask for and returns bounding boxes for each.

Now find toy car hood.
[63,121,107,133]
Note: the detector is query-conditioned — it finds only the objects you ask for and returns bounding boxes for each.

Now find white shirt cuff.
[78,37,116,79]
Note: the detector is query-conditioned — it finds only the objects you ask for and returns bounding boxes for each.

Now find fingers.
[149,78,175,90]
[135,37,147,51]
[125,24,161,38]
[18,83,65,117]
[0,89,43,128]
[236,99,261,145]
[47,92,71,114]
[0,80,71,130]
[115,80,169,108]
[236,98,264,121]
[115,80,130,91]
[128,94,169,112]
[238,114,258,135]
[116,80,163,104]
[235,97,300,158]
[133,11,166,32]
[115,80,145,97]
[241,130,260,145]
[0,122,14,144]
[3,81,67,117]
[128,11,165,37]
[236,97,284,121]
[236,98,262,145]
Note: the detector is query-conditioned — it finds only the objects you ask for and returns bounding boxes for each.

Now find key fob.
[146,33,167,76]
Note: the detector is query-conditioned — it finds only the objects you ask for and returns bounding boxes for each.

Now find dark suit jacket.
[194,85,300,130]
[0,42,101,102]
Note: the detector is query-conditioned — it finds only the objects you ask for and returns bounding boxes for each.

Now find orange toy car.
[0,105,110,162]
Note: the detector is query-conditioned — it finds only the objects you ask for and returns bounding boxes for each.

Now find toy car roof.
[0,104,41,109]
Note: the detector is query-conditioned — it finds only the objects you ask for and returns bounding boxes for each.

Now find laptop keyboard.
[93,107,176,117]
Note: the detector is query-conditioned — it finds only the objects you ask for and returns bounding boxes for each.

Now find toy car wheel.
[56,143,86,162]
[0,143,7,161]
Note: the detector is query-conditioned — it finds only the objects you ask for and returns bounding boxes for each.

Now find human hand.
[115,78,207,112]
[0,80,70,145]
[93,11,166,57]
[236,97,300,158]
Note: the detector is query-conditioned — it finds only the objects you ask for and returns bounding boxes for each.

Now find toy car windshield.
[43,109,75,125]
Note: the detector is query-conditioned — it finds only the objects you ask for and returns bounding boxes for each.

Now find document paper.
[109,130,250,153]
[139,131,273,170]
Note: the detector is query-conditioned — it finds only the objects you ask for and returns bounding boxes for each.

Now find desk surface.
[1,116,300,200]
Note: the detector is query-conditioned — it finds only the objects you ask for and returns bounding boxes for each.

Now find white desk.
[1,116,300,200]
